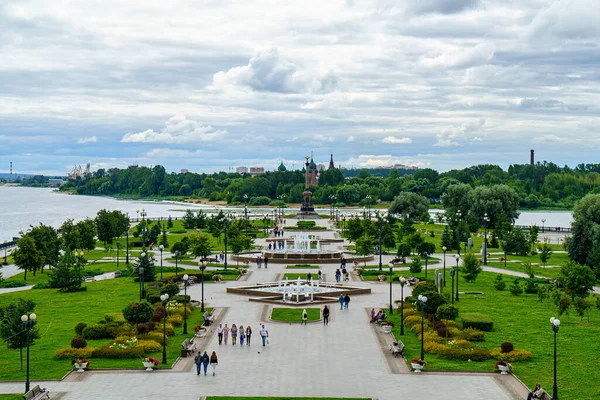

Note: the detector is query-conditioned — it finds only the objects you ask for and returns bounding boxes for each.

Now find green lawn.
[386,272,600,400]
[0,395,23,400]
[207,397,370,400]
[285,265,320,269]
[0,278,206,381]
[271,308,320,323]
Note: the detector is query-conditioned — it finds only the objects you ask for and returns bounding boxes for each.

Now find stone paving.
[0,218,537,399]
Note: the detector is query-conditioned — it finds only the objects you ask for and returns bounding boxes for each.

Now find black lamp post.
[366,195,372,218]
[21,313,37,393]
[223,217,228,270]
[139,252,146,301]
[182,274,189,334]
[3,240,7,264]
[342,216,346,235]
[442,246,447,287]
[550,317,560,399]
[199,260,206,312]
[388,263,393,314]
[140,209,147,248]
[483,213,489,265]
[424,251,429,278]
[399,277,406,335]
[456,210,462,255]
[450,268,455,305]
[455,254,460,302]
[542,218,546,233]
[418,294,428,360]
[243,194,248,236]
[503,241,507,269]
[378,215,383,271]
[116,241,121,270]
[125,215,130,266]
[175,251,180,276]
[160,293,169,364]
[159,245,164,279]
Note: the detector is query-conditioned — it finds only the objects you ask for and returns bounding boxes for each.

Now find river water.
[0,187,574,243]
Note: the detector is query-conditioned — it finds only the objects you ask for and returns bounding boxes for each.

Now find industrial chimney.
[530,149,534,165]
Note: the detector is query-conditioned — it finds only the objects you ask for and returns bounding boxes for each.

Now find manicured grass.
[0,278,206,381]
[207,397,370,400]
[271,308,320,323]
[0,395,23,400]
[285,264,320,269]
[282,273,319,281]
[386,272,600,399]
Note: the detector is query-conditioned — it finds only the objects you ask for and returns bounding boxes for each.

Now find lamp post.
[455,254,460,302]
[159,245,164,279]
[175,251,180,276]
[116,241,121,270]
[399,277,406,335]
[378,215,383,271]
[273,208,277,229]
[182,274,189,334]
[278,194,285,219]
[388,261,393,314]
[223,216,228,270]
[199,259,206,312]
[424,251,429,278]
[125,215,130,265]
[21,313,37,393]
[243,194,248,236]
[450,268,455,305]
[366,195,372,218]
[160,294,169,364]
[342,215,346,235]
[3,240,7,264]
[418,295,427,360]
[456,210,462,255]
[139,252,146,301]
[542,218,546,233]
[329,194,336,219]
[483,213,489,265]
[140,209,147,248]
[503,241,507,269]
[550,317,560,399]
[442,246,447,287]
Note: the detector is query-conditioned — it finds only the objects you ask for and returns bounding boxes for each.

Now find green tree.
[122,301,155,336]
[167,216,173,229]
[28,223,61,273]
[409,256,422,273]
[388,192,429,220]
[149,223,161,244]
[355,234,374,266]
[76,219,97,250]
[558,261,596,300]
[133,252,156,283]
[345,216,364,241]
[405,233,425,255]
[159,225,169,248]
[183,210,196,229]
[441,225,453,251]
[171,237,189,256]
[13,234,44,280]
[96,209,127,245]
[493,274,506,290]
[381,223,396,250]
[61,219,80,251]
[462,252,482,283]
[190,234,213,263]
[49,250,86,292]
[539,242,553,266]
[0,299,40,370]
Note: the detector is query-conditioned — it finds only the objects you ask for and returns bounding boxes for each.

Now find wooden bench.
[389,341,405,358]
[180,338,197,357]
[203,312,215,326]
[24,385,50,400]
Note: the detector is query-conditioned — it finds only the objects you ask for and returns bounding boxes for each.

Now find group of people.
[338,294,351,309]
[335,268,349,282]
[306,271,322,281]
[217,324,270,346]
[255,255,269,268]
[370,308,387,323]
[194,351,218,376]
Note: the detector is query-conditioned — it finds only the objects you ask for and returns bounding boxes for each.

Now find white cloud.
[434,119,486,147]
[212,48,339,94]
[531,135,569,144]
[76,136,97,144]
[121,114,227,144]
[347,136,355,142]
[347,154,422,168]
[382,136,412,144]
[420,42,495,69]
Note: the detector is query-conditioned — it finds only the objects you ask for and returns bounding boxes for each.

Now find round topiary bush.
[501,341,514,353]
[70,337,88,349]
[437,304,459,321]
[74,322,87,337]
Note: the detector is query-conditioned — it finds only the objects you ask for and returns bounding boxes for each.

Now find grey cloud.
[406,0,480,15]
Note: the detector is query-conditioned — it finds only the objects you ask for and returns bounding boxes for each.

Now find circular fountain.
[264,233,342,263]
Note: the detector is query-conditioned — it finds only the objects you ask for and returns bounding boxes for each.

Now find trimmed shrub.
[456,327,485,342]
[494,274,506,291]
[32,282,52,289]
[461,313,493,332]
[165,323,175,336]
[402,308,419,318]
[138,322,155,334]
[70,337,88,349]
[501,342,514,353]
[82,324,117,340]
[490,348,533,362]
[54,347,95,360]
[0,280,27,288]
[437,304,459,321]
[403,315,422,329]
[137,340,162,353]
[138,332,166,345]
[91,346,145,359]
[437,345,490,361]
[509,279,523,296]
[423,331,444,343]
[424,341,447,354]
[152,307,165,322]
[114,324,136,338]
[441,319,459,329]
[75,322,87,337]
[167,315,183,327]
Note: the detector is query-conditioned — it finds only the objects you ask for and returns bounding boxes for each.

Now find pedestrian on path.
[210,351,218,376]
[344,294,350,309]
[260,324,269,346]
[307,272,312,281]
[318,270,322,281]
[264,256,268,268]
[217,324,223,345]
[231,324,238,345]
[194,351,203,376]
[201,351,210,375]
[239,325,245,345]
[323,306,329,326]
[246,325,252,345]
[223,324,229,344]
[335,269,341,282]
[301,309,308,325]
[339,294,344,310]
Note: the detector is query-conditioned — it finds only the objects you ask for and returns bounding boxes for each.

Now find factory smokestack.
[530,150,534,166]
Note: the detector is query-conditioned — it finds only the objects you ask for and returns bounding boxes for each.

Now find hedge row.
[461,313,494,332]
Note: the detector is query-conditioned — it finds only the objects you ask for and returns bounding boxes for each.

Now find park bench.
[181,338,197,357]
[389,341,405,358]
[203,311,215,326]
[113,271,121,278]
[24,385,50,400]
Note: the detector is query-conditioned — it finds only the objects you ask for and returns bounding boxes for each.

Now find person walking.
[344,294,350,309]
[264,256,269,268]
[307,272,312,281]
[339,294,345,310]
[239,325,245,345]
[223,324,230,344]
[217,324,223,345]
[260,324,269,346]
[231,324,238,345]
[323,305,329,326]
[246,325,252,345]
[318,270,322,281]
[301,309,308,326]
[194,351,203,376]
[201,351,210,376]
[210,351,218,376]
[335,269,341,283]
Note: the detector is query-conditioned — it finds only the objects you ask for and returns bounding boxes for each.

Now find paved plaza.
[0,218,539,399]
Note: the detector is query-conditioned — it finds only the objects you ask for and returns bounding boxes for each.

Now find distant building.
[236,166,248,174]
[249,166,264,176]
[328,154,335,170]
[180,169,189,174]
[48,178,67,187]
[277,161,287,172]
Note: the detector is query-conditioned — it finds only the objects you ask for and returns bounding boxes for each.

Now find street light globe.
[400,277,406,283]
[421,296,427,303]
[183,274,189,280]
[21,315,28,322]
[30,313,36,320]
[442,246,447,251]
[159,245,164,251]
[141,252,146,257]
[455,254,460,260]
[554,319,560,326]
[160,294,169,301]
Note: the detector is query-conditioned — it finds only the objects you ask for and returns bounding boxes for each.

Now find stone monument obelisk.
[298,156,318,217]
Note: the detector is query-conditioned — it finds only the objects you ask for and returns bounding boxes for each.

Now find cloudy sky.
[1,0,599,176]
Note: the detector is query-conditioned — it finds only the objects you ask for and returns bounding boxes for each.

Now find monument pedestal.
[298,188,318,218]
